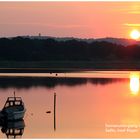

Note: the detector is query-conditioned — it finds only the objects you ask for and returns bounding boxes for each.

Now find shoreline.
[0,61,139,72]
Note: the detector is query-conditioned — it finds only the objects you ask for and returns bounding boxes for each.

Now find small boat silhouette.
[0,92,26,121]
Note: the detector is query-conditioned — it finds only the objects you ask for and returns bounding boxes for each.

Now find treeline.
[0,36,140,61]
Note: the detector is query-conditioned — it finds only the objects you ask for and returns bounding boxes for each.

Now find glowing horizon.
[0,2,140,39]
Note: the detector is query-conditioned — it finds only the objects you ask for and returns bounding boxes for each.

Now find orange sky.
[0,2,140,38]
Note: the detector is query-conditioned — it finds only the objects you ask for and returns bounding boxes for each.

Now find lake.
[0,71,140,138]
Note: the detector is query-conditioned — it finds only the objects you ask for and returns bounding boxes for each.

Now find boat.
[1,92,26,121]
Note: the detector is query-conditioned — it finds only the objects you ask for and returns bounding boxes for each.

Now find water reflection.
[0,72,139,138]
[130,73,140,95]
[0,119,25,139]
[0,77,126,89]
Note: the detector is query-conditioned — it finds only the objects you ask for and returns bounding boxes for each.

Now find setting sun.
[130,29,140,40]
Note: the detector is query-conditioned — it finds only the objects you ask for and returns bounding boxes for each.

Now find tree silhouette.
[0,37,139,61]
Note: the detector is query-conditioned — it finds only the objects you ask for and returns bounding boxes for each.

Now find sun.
[130,29,140,40]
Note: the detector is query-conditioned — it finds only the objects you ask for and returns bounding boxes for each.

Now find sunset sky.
[0,2,140,39]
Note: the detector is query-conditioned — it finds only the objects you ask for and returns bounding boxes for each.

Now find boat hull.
[6,109,26,121]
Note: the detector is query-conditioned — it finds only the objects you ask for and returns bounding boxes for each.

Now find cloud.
[0,22,88,29]
[124,23,140,27]
[128,11,140,14]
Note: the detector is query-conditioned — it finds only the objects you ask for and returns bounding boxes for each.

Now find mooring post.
[54,92,56,131]
[14,91,16,99]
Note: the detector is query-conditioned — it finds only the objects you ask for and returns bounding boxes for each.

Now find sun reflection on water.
[130,73,140,95]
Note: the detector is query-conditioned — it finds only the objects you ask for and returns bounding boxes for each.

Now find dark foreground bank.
[0,61,139,73]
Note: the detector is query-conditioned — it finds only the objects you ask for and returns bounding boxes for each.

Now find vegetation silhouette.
[0,37,140,62]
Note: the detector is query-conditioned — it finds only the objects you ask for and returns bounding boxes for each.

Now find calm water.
[0,71,140,138]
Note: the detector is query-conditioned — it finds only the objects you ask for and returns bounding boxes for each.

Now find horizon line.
[0,35,137,41]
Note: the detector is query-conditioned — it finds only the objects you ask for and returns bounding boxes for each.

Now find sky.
[0,2,140,39]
